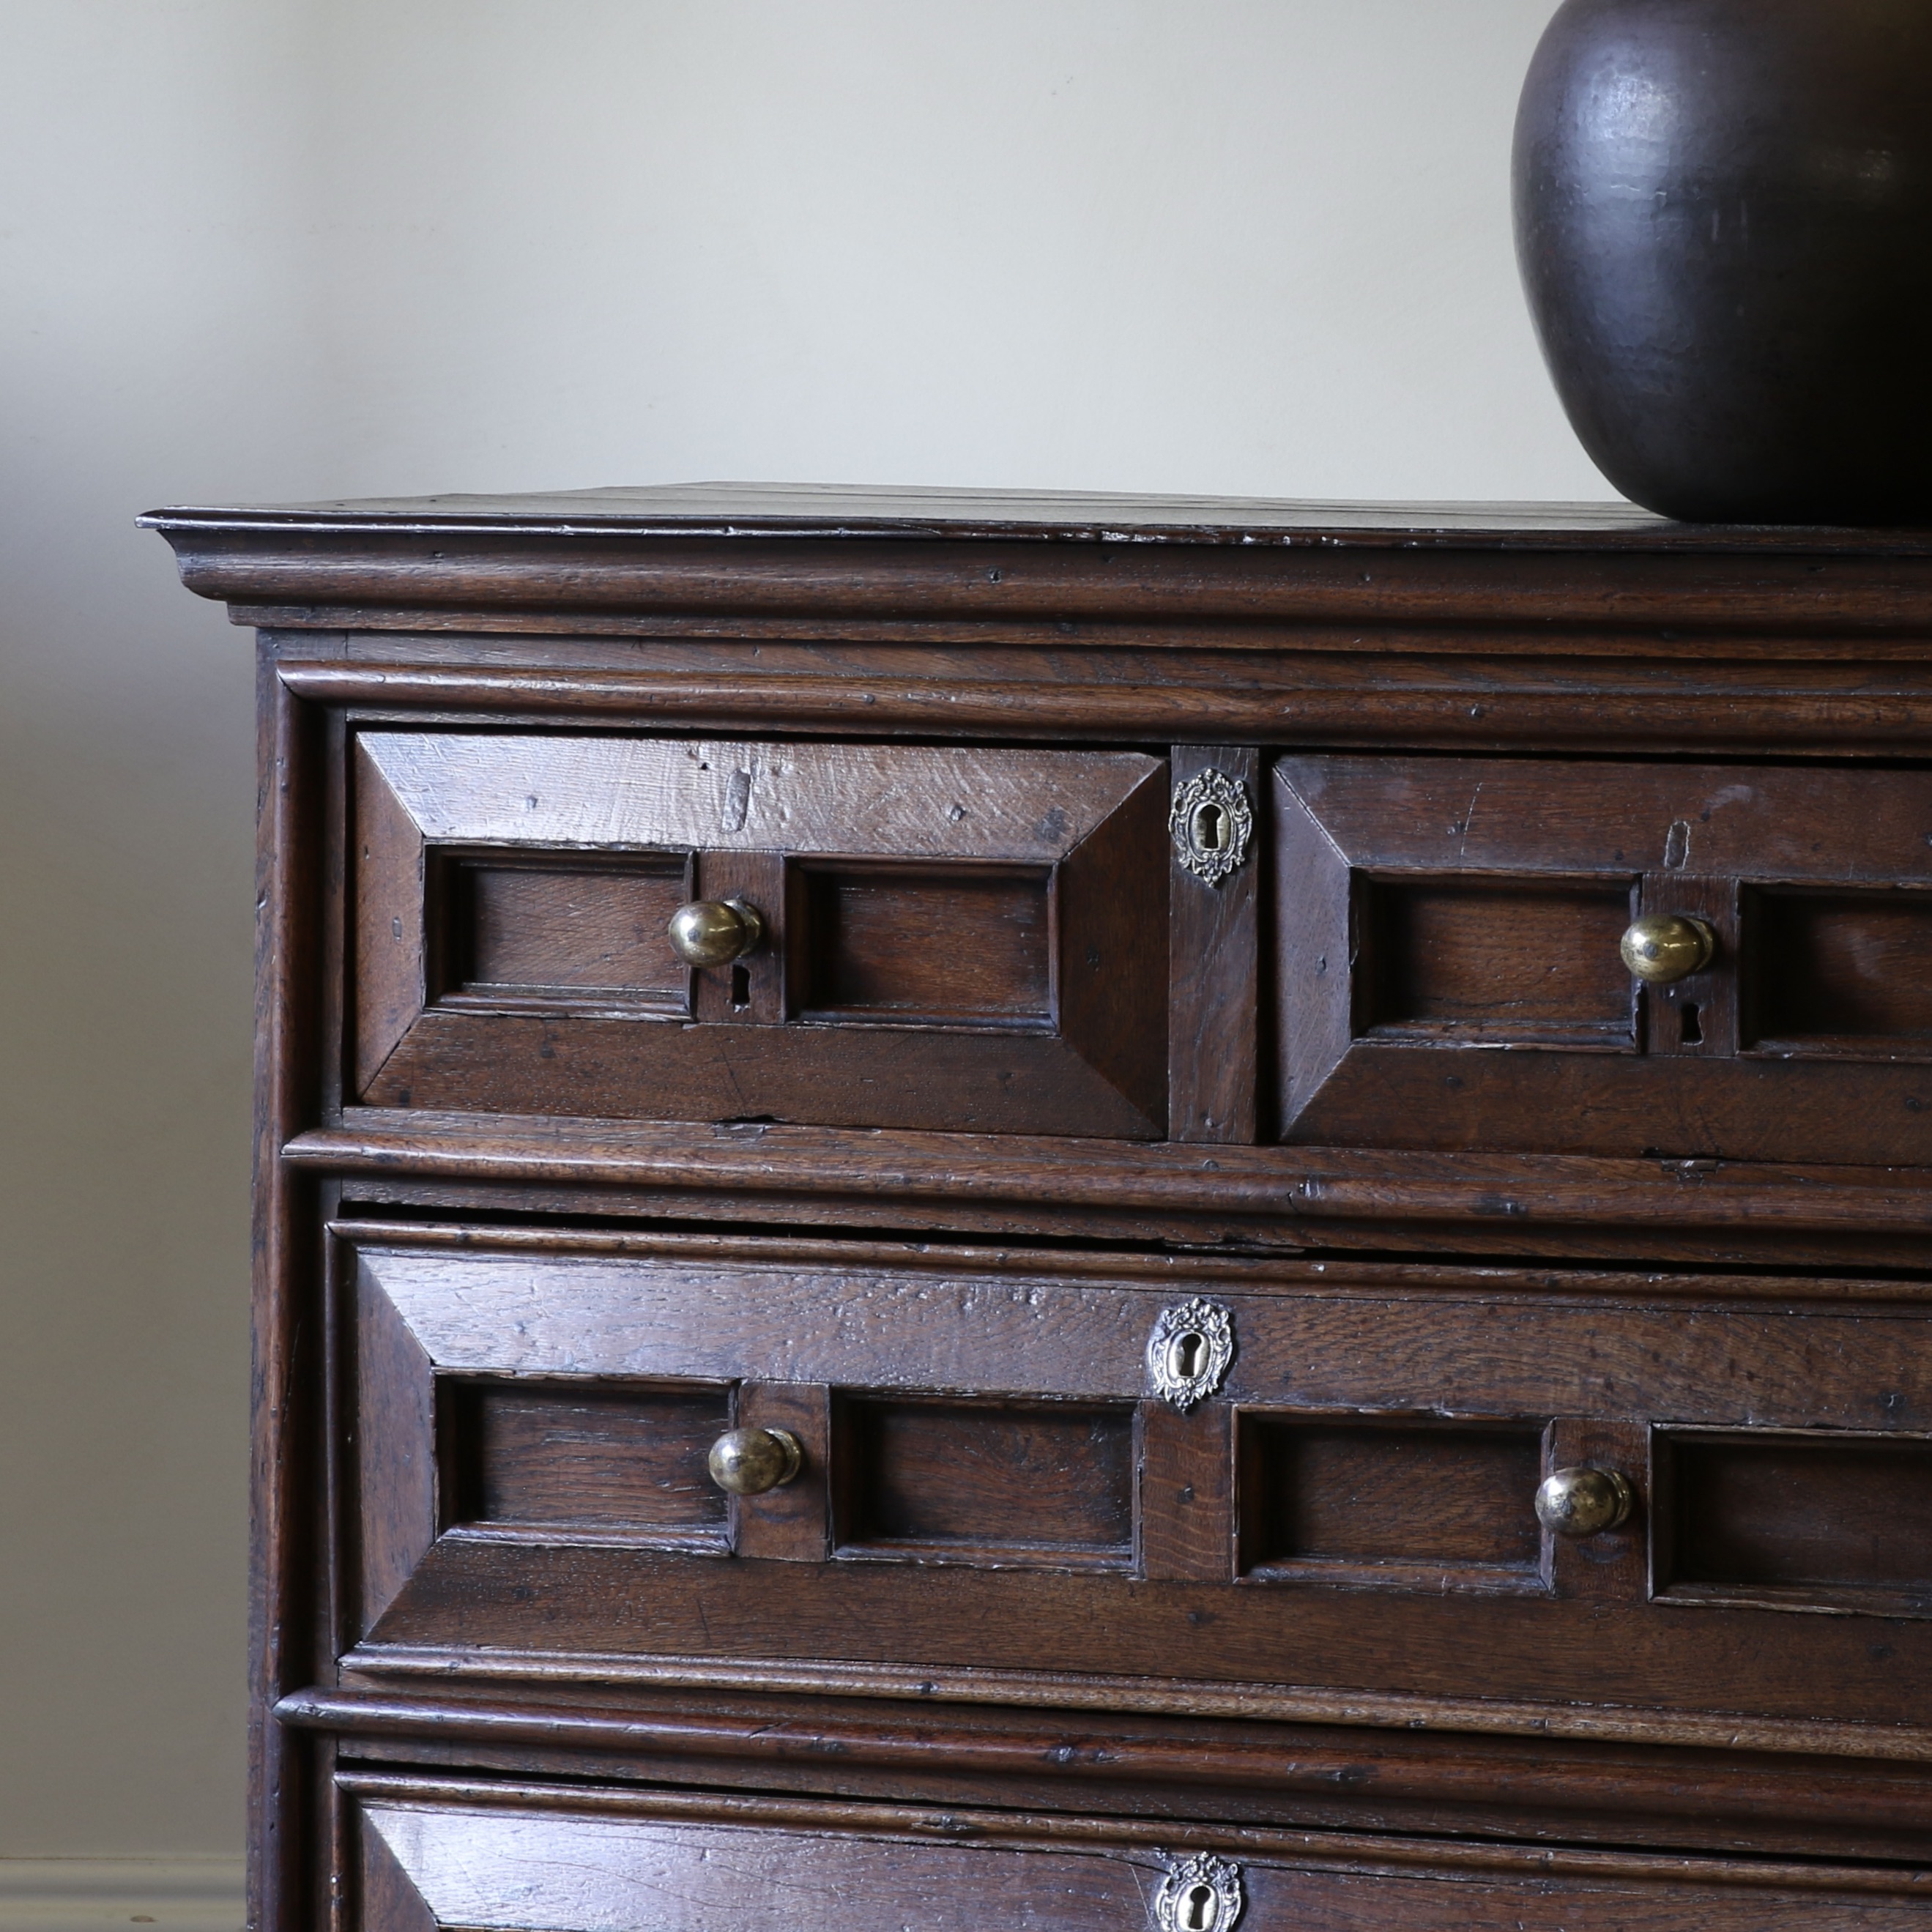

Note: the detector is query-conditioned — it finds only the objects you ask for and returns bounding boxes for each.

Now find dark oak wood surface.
[284,1110,1932,1272]
[1276,755,1932,1159]
[144,488,1932,1932]
[277,1679,1932,1859]
[330,1225,1932,1753]
[352,729,1166,1137]
[343,1775,1932,1931]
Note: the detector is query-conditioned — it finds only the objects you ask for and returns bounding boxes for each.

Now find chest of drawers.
[148,486,1932,1930]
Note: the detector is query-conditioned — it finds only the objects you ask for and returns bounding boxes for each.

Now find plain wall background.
[0,0,1610,1862]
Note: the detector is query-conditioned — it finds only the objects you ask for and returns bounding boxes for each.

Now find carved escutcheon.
[1170,768,1253,886]
[1145,1298,1236,1412]
[1151,1853,1246,1932]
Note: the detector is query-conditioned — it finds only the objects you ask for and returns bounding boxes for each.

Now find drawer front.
[352,1777,1932,1931]
[346,1230,1932,1747]
[1275,755,1932,1159]
[352,732,1168,1137]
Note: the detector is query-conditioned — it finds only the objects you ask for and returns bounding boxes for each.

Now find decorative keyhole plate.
[1151,1854,1245,1932]
[1170,768,1253,886]
[1146,1298,1236,1412]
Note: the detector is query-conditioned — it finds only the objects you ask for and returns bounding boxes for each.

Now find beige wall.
[0,0,1605,1860]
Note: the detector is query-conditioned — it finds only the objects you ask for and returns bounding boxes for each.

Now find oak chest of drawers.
[149,485,1932,1929]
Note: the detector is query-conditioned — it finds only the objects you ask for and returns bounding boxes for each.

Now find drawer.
[351,730,1170,1137]
[349,1775,1932,1931]
[1275,755,1932,1160]
[344,1226,1932,1752]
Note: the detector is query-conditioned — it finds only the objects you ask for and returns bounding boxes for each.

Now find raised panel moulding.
[359,733,1160,864]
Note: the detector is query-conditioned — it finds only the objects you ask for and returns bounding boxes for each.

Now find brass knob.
[1535,1465,1635,1539]
[707,1427,803,1496]
[668,898,765,967]
[1619,913,1714,984]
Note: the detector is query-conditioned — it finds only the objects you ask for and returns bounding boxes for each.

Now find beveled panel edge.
[360,729,1159,864]
[325,1764,1932,1900]
[1274,754,1932,884]
[326,1219,1932,1308]
[290,1112,1932,1236]
[329,1643,1932,1764]
[321,1767,1932,1906]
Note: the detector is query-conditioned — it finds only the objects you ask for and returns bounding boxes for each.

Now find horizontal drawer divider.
[332,1642,1932,1762]
[282,1685,1932,1830]
[294,1112,1932,1236]
[272,660,1932,759]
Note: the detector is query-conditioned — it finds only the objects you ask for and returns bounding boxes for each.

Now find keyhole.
[1184,1884,1219,1931]
[730,964,751,1010]
[1168,1331,1206,1383]
[1192,802,1227,853]
[1679,1000,1702,1045]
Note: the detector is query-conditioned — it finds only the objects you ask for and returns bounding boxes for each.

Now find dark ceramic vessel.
[1514,0,1932,524]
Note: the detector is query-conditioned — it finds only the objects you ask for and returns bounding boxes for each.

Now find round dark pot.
[1514,0,1932,524]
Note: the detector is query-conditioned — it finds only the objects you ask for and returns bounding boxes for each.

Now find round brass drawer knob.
[1619,913,1715,984]
[1535,1465,1635,1539]
[707,1427,803,1496]
[669,898,765,967]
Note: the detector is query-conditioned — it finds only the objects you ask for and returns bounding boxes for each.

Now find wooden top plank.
[139,480,1932,554]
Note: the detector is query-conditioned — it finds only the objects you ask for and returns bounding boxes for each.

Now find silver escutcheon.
[1146,1298,1236,1412]
[1152,1853,1246,1932]
[1170,768,1253,886]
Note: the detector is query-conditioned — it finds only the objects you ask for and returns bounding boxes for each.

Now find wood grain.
[790,863,1053,1026]
[1285,1048,1932,1163]
[296,1110,1932,1254]
[1238,1417,1545,1586]
[323,1218,1932,1307]
[360,731,1156,865]
[340,1229,1932,1742]
[1359,877,1636,1044]
[731,1383,829,1565]
[439,855,691,1015]
[341,1634,1932,1763]
[357,1808,436,1932]
[360,1011,1162,1137]
[360,1534,1932,1736]
[283,1681,1932,1857]
[354,1251,436,1635]
[1277,755,1932,1156]
[447,1382,728,1545]
[146,493,1932,1928]
[1139,1402,1235,1586]
[349,735,426,1093]
[341,1765,1932,1892]
[1168,746,1261,1143]
[1277,757,1932,885]
[253,650,326,1932]
[278,655,1932,763]
[691,850,784,1028]
[1752,887,1932,1052]
[833,1397,1136,1570]
[1660,1430,1932,1616]
[1053,760,1168,1129]
[352,729,1165,1137]
[352,1241,1932,1433]
[338,1775,1932,1931]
